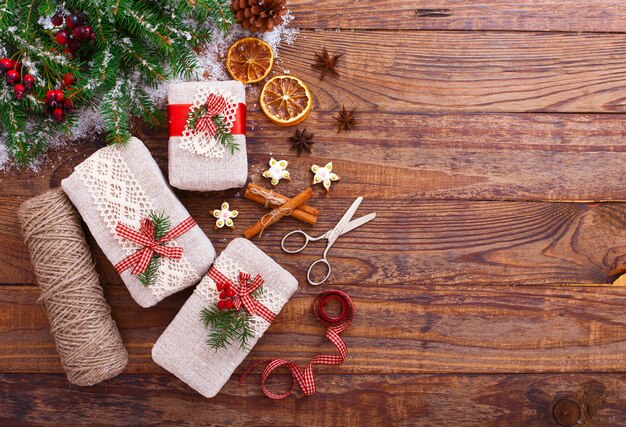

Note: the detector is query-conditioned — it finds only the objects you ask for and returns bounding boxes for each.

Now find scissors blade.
[335,196,364,230]
[340,212,376,236]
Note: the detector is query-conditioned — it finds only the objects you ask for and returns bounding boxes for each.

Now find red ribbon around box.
[168,100,246,137]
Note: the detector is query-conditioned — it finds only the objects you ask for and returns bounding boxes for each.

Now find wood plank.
[3,188,625,285]
[290,0,626,33]
[1,285,624,374]
[0,373,623,426]
[276,30,626,113]
[3,111,626,201]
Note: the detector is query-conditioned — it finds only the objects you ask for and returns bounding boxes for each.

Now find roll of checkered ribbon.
[240,290,354,399]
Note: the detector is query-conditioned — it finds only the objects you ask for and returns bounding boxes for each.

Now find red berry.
[5,69,19,85]
[66,14,82,29]
[62,73,75,86]
[217,300,226,310]
[62,48,74,59]
[55,30,69,45]
[219,291,228,300]
[226,289,235,298]
[73,26,85,39]
[83,26,92,39]
[54,90,64,102]
[223,282,231,290]
[22,74,34,88]
[14,84,25,100]
[52,107,64,122]
[225,300,234,309]
[216,282,224,291]
[0,58,11,72]
[51,14,63,26]
[45,89,56,102]
[63,99,74,112]
[10,60,21,72]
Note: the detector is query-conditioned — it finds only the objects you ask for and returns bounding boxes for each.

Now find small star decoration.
[262,158,291,186]
[311,47,342,81]
[334,105,357,133]
[213,202,238,229]
[289,128,315,156]
[311,162,340,192]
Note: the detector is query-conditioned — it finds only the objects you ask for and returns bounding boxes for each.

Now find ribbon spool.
[240,289,354,399]
[313,290,354,326]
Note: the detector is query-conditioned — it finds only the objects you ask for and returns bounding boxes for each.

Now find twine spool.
[18,188,128,386]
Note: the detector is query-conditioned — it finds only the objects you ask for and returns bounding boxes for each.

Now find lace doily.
[75,146,199,299]
[196,254,283,338]
[179,87,238,159]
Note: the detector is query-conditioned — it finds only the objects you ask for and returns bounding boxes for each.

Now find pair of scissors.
[281,196,376,286]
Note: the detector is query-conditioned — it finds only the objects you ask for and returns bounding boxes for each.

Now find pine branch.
[212,114,239,155]
[200,305,254,351]
[135,211,171,287]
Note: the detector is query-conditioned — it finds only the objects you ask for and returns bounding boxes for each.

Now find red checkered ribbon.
[114,216,196,275]
[194,93,227,137]
[240,290,354,399]
[208,267,276,323]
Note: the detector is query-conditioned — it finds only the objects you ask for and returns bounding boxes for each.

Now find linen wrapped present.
[61,137,215,308]
[152,238,298,398]
[168,81,248,191]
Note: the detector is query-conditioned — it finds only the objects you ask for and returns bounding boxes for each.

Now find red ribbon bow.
[114,216,196,275]
[194,93,227,138]
[208,268,276,323]
[240,290,354,399]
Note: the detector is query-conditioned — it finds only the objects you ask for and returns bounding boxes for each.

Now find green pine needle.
[0,0,235,165]
[186,106,239,155]
[200,303,256,351]
[136,210,171,287]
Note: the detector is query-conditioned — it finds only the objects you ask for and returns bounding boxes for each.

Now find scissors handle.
[307,257,332,286]
[281,230,313,253]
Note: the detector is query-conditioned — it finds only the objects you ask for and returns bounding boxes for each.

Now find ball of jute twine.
[18,188,128,386]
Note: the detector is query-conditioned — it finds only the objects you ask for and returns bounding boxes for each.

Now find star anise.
[311,47,342,81]
[289,128,315,155]
[333,105,357,133]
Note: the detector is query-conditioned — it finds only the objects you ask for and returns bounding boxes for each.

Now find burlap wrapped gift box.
[152,238,298,398]
[62,137,215,308]
[168,80,248,191]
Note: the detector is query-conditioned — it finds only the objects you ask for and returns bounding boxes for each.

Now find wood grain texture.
[291,0,626,33]
[1,285,624,374]
[4,181,626,286]
[0,374,624,426]
[276,30,626,113]
[3,111,626,201]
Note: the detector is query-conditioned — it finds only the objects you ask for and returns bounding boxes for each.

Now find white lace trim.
[74,146,199,299]
[195,254,282,338]
[179,87,239,159]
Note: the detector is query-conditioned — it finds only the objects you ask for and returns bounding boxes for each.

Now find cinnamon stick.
[244,189,318,225]
[247,183,320,216]
[244,187,314,239]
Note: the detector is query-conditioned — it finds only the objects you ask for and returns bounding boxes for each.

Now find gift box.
[168,81,248,191]
[152,238,298,398]
[61,137,215,308]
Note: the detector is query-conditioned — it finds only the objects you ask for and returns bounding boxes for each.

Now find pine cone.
[231,0,287,33]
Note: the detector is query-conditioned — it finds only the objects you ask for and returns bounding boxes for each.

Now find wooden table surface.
[2,2,626,426]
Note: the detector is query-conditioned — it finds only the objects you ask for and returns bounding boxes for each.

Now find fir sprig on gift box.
[136,211,170,288]
[200,285,264,351]
[0,0,234,165]
[187,107,239,155]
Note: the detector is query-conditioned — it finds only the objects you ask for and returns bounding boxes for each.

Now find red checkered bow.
[240,290,354,399]
[114,216,196,275]
[208,268,276,323]
[194,93,227,137]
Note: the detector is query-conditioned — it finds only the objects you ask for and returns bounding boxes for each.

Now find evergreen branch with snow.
[0,0,235,165]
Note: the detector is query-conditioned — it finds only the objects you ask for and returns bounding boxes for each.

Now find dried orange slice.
[260,75,312,126]
[226,37,274,84]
